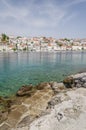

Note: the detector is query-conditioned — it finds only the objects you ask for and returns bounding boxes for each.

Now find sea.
[0,51,86,96]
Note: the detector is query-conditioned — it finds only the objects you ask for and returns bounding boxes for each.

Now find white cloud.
[0,0,66,27]
[65,0,86,7]
[0,0,86,37]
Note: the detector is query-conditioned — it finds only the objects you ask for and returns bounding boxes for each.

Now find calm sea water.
[0,51,86,96]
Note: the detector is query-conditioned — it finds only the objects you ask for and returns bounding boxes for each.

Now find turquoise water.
[0,51,86,96]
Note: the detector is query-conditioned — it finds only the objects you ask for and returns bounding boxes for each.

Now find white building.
[72,45,82,50]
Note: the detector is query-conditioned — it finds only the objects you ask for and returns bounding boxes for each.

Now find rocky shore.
[0,72,86,130]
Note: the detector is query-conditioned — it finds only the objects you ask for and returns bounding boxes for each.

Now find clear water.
[0,51,86,96]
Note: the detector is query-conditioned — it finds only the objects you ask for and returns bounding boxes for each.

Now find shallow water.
[0,51,86,96]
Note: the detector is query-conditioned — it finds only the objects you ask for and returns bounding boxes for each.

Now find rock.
[63,76,74,88]
[0,96,4,103]
[29,88,86,130]
[0,111,8,124]
[17,116,34,128]
[6,99,12,108]
[50,82,65,94]
[0,123,11,130]
[81,77,86,82]
[83,83,86,88]
[76,83,82,88]
[72,72,86,79]
[16,85,35,97]
[47,93,70,109]
[2,99,13,110]
[55,112,63,121]
[0,72,86,130]
[36,82,50,90]
[47,96,61,109]
[74,79,79,86]
[0,97,12,124]
[73,74,86,88]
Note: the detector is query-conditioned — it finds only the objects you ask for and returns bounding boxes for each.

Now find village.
[0,34,86,52]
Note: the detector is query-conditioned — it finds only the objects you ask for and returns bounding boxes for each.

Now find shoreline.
[0,72,86,130]
[0,50,86,53]
[0,51,86,97]
[0,69,86,97]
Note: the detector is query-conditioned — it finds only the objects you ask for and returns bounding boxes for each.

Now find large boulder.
[83,83,86,88]
[74,76,86,88]
[63,76,74,88]
[50,82,65,94]
[16,85,35,97]
[36,82,51,90]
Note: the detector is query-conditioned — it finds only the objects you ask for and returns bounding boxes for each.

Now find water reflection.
[0,51,86,96]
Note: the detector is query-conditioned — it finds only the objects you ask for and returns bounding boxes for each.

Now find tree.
[64,38,70,42]
[17,36,22,39]
[1,33,9,44]
[58,43,63,47]
[71,42,74,46]
[1,33,9,51]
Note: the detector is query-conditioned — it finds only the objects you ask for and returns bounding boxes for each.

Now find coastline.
[1,51,86,97]
[0,72,86,130]
[0,49,86,53]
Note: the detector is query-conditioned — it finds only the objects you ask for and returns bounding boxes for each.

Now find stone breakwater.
[0,72,86,130]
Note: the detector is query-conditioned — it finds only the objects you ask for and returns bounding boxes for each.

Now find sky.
[0,0,86,38]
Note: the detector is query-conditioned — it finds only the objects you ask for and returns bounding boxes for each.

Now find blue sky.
[0,0,86,38]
